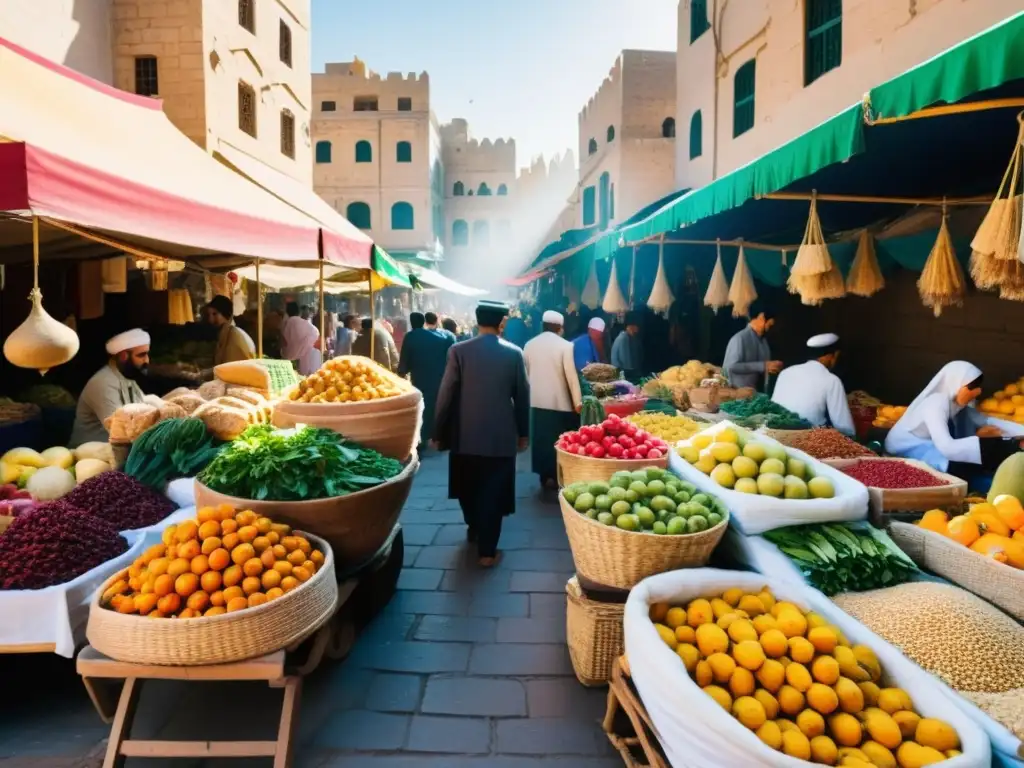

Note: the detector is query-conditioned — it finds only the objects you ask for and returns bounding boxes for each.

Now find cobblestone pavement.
[0,451,619,768]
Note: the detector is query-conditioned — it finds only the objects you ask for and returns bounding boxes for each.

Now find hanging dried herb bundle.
[581,261,601,309]
[703,241,730,313]
[789,264,847,306]
[846,230,885,297]
[647,240,674,316]
[918,209,966,317]
[971,119,1024,297]
[601,260,629,314]
[728,246,758,318]
[790,193,831,277]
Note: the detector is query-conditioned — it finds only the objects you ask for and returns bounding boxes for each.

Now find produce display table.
[603,656,670,768]
[77,646,301,768]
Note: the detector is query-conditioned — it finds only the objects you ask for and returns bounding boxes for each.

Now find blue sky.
[310,0,678,169]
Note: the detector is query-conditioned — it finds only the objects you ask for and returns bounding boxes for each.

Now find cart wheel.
[351,527,404,628]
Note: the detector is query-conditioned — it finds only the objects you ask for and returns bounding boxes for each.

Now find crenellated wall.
[314,58,430,113]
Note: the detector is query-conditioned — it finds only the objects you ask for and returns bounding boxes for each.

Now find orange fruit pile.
[101,504,326,618]
[289,356,405,403]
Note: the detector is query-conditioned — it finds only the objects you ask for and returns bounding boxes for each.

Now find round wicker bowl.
[559,494,728,590]
[273,395,423,461]
[194,456,419,572]
[556,449,668,488]
[86,533,338,665]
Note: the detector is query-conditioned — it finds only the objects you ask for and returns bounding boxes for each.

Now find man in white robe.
[70,329,150,446]
[772,333,855,435]
[279,301,321,375]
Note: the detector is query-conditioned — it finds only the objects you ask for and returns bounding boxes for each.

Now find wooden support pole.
[255,258,263,358]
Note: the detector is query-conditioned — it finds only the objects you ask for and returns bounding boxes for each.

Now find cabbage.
[25,465,76,501]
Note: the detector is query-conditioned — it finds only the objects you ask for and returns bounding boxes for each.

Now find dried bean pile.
[61,471,175,531]
[0,504,128,590]
[841,459,947,489]
[780,428,875,460]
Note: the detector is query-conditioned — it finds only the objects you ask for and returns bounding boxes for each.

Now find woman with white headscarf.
[885,361,1023,472]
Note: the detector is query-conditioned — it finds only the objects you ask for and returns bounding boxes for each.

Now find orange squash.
[946,515,980,547]
[992,494,1024,532]
[1014,530,1024,545]
[1001,536,1024,568]
[969,533,1011,564]
[918,509,949,535]
[968,504,1012,537]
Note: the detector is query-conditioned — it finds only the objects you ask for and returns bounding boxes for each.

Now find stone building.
[675,0,1022,190]
[0,0,313,185]
[311,59,443,258]
[577,50,677,231]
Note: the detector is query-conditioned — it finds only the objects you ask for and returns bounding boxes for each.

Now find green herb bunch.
[198,424,402,501]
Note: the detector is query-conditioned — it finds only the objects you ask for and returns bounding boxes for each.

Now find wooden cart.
[603,656,672,768]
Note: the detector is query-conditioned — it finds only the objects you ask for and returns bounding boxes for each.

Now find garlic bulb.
[647,248,674,315]
[602,262,629,314]
[4,288,80,375]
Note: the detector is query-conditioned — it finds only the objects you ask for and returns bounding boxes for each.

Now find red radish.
[591,446,606,459]
[648,448,663,459]
[607,443,624,458]
[602,436,615,449]
[635,444,650,457]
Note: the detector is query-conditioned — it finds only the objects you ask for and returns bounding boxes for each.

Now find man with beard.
[70,329,151,446]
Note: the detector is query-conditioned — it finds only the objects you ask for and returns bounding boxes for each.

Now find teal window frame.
[391,202,414,230]
[598,172,611,230]
[355,140,373,163]
[588,138,598,155]
[346,202,371,229]
[606,125,615,142]
[582,186,596,226]
[690,0,710,42]
[733,60,756,137]
[315,140,332,163]
[396,141,412,162]
[478,182,492,196]
[453,181,464,196]
[689,110,703,159]
[805,0,842,85]
[452,219,469,246]
[497,183,508,196]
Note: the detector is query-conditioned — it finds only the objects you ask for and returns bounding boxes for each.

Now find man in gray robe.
[722,303,783,390]
[432,300,530,567]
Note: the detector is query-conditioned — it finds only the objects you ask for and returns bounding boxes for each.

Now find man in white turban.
[771,333,855,436]
[523,310,583,486]
[70,329,151,447]
[572,316,607,372]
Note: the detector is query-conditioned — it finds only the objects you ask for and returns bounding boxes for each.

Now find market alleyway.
[0,451,620,768]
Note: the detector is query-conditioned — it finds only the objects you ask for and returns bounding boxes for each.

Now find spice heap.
[917,498,1024,569]
[198,425,403,502]
[288,356,406,404]
[720,395,812,430]
[833,582,1024,740]
[651,586,963,763]
[100,505,326,618]
[62,471,176,531]
[625,411,703,444]
[840,460,947,489]
[763,523,917,595]
[775,429,875,461]
[0,504,128,590]
[581,363,619,383]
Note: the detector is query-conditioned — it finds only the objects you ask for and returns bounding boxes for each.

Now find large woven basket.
[86,533,338,665]
[566,576,624,687]
[556,450,668,488]
[194,456,418,573]
[273,395,423,461]
[887,521,1024,621]
[560,495,727,590]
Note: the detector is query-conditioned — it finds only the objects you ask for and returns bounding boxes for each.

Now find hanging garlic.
[728,245,758,318]
[3,218,80,375]
[647,237,674,316]
[846,230,885,297]
[704,240,730,313]
[602,259,629,315]
[581,261,601,309]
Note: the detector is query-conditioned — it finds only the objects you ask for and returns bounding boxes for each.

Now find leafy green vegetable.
[720,394,811,430]
[197,424,402,501]
[126,418,220,489]
[763,522,917,596]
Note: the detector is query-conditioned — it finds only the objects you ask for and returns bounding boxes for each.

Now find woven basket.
[86,533,338,665]
[273,396,423,461]
[887,521,1024,621]
[556,450,668,488]
[194,456,418,573]
[110,440,132,471]
[566,576,624,687]
[560,495,727,589]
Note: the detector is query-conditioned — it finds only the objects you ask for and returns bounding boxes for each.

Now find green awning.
[599,11,1024,253]
[370,245,411,288]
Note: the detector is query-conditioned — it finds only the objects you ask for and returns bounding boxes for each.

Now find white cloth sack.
[165,478,197,510]
[624,569,991,768]
[0,530,148,657]
[669,420,868,535]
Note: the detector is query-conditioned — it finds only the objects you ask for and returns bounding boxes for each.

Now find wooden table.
[77,646,301,768]
[603,657,671,768]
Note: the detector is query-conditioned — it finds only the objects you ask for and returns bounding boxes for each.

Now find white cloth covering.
[807,332,839,348]
[279,315,321,375]
[522,331,583,412]
[541,310,564,325]
[105,328,150,355]
[885,361,983,471]
[771,360,855,435]
[587,317,606,332]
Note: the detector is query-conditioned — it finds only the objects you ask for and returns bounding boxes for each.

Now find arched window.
[733,59,756,137]
[497,184,508,196]
[582,186,596,227]
[452,219,469,246]
[473,220,490,246]
[355,140,373,163]
[690,0,710,42]
[805,0,842,85]
[396,141,412,163]
[391,202,414,230]
[607,125,615,142]
[599,172,611,230]
[346,202,371,230]
[689,111,703,159]
[453,181,465,196]
[662,117,676,138]
[315,140,332,163]
[478,182,492,196]
[588,138,598,155]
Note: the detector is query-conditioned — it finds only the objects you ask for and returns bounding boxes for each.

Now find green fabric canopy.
[370,245,411,288]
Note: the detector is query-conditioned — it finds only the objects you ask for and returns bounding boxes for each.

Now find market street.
[0,449,619,768]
